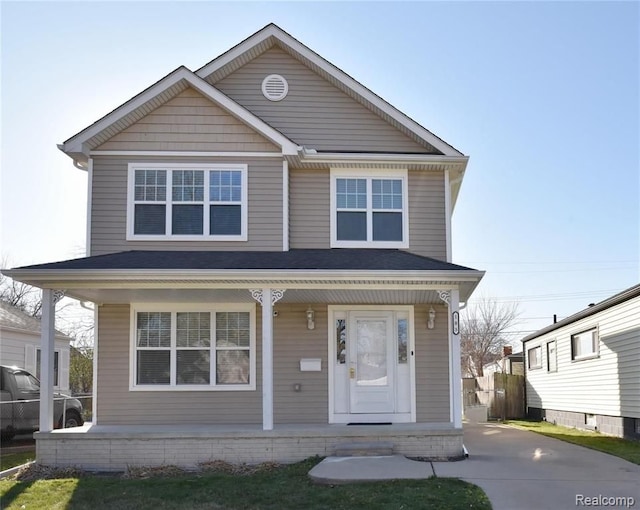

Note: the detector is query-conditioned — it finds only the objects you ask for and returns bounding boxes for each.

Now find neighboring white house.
[482,346,524,376]
[0,301,71,391]
[522,284,640,439]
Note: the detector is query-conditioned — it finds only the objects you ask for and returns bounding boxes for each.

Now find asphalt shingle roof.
[17,249,479,272]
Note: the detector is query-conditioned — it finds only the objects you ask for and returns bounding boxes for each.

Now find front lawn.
[1,451,35,472]
[0,458,492,510]
[507,420,640,465]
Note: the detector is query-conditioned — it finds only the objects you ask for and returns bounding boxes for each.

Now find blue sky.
[1,1,638,340]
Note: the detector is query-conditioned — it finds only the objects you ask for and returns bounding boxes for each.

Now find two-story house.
[6,24,484,471]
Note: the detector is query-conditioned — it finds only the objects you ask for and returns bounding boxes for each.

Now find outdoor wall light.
[306,307,315,330]
[427,307,436,329]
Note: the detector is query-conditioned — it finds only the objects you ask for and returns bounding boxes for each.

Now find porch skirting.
[35,423,464,471]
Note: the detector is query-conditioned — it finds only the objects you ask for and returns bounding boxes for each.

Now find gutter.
[521,283,640,343]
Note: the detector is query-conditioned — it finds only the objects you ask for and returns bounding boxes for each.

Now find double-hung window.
[330,169,409,248]
[131,304,255,390]
[128,163,247,240]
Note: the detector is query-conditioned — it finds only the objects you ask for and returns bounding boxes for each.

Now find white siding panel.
[525,295,640,419]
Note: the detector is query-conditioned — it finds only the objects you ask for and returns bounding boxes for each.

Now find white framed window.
[127,163,248,241]
[571,328,599,361]
[130,303,256,391]
[330,168,409,248]
[527,345,542,370]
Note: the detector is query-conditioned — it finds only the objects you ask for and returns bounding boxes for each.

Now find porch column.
[439,289,462,428]
[250,288,286,431]
[39,289,64,432]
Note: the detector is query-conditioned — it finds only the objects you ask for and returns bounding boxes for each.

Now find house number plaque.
[452,311,460,336]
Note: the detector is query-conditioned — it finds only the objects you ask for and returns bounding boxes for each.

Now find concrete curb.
[0,461,35,479]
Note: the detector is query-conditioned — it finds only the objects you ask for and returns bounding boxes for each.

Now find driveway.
[433,422,639,510]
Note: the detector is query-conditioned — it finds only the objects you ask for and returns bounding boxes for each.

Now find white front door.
[330,306,415,423]
[349,312,395,414]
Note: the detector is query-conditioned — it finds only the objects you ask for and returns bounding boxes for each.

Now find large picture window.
[128,164,247,241]
[131,304,255,390]
[330,169,409,248]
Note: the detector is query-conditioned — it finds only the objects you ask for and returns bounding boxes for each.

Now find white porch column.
[262,288,274,430]
[250,288,285,431]
[450,289,462,428]
[440,289,462,428]
[39,289,63,432]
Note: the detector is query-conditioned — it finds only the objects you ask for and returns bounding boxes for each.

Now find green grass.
[1,451,35,471]
[507,420,640,465]
[0,458,492,510]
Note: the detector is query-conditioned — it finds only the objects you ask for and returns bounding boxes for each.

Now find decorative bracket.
[437,290,451,305]
[53,290,65,304]
[249,289,286,306]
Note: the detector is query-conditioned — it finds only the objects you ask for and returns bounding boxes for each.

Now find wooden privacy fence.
[463,373,525,420]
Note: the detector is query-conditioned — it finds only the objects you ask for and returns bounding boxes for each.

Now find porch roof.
[4,249,484,304]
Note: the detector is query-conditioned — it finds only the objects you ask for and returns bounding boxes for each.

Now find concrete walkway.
[309,422,639,510]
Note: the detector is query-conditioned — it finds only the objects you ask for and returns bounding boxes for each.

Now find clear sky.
[1,1,638,341]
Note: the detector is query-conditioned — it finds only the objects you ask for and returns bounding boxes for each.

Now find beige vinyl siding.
[415,304,450,422]
[94,88,279,152]
[289,168,330,249]
[214,48,432,153]
[273,305,328,423]
[525,295,640,419]
[288,168,447,259]
[96,304,263,425]
[90,156,283,255]
[407,171,447,260]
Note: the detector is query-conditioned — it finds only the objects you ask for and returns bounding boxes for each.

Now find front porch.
[35,422,464,471]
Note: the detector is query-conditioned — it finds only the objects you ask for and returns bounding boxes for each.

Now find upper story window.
[127,163,248,241]
[330,169,409,248]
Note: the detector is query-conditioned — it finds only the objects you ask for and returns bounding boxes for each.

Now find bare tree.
[460,298,520,377]
[0,258,43,317]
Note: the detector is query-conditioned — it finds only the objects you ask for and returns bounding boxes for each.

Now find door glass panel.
[356,319,387,386]
[336,319,346,364]
[397,318,408,363]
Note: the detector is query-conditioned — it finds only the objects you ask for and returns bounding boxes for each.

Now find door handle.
[349,367,355,379]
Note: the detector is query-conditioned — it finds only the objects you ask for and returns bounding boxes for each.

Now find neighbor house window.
[527,346,542,369]
[131,304,255,390]
[36,350,59,386]
[546,340,557,372]
[128,164,247,240]
[330,169,408,248]
[571,328,598,360]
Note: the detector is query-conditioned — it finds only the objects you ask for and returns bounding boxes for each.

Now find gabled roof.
[196,24,463,157]
[0,301,71,340]
[522,283,640,343]
[59,66,300,166]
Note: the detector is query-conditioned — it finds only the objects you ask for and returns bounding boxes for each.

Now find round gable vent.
[262,74,288,101]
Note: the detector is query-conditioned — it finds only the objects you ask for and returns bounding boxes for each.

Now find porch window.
[330,169,409,248]
[128,163,247,240]
[131,305,255,390]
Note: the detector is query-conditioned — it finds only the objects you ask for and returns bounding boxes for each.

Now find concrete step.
[334,441,394,457]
